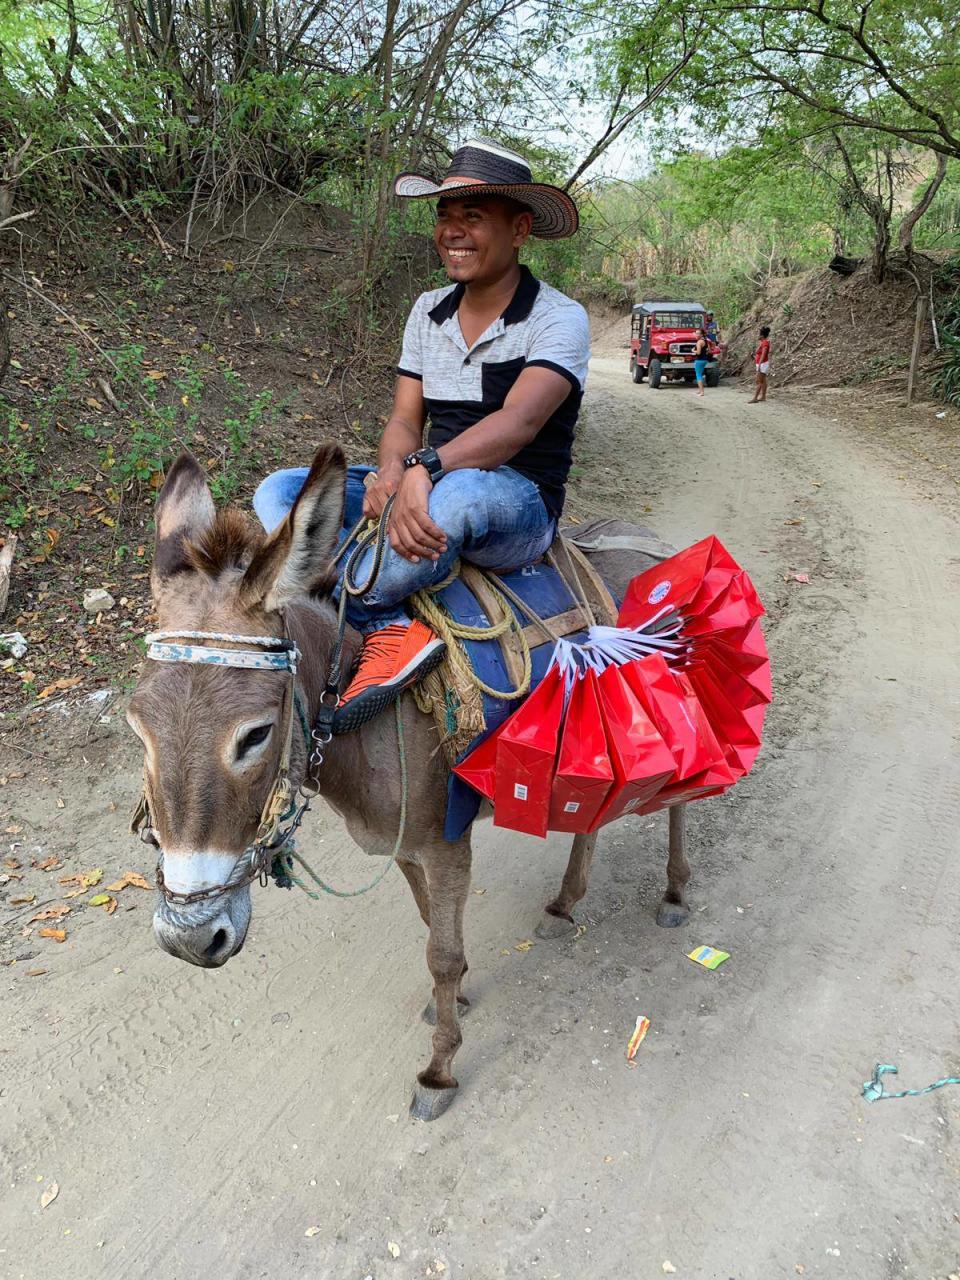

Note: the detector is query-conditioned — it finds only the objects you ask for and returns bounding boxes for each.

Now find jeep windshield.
[651,312,704,329]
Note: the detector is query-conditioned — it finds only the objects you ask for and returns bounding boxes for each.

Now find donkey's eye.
[237,724,272,759]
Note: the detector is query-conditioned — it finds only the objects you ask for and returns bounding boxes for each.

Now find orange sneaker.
[334,620,445,732]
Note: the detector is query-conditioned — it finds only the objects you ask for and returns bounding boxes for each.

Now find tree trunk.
[0,292,9,387]
[871,214,891,284]
[898,153,948,259]
[831,133,892,284]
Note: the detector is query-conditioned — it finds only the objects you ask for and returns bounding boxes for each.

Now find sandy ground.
[2,359,960,1280]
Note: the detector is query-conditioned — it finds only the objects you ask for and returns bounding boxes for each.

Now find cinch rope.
[408,569,534,763]
[410,575,532,701]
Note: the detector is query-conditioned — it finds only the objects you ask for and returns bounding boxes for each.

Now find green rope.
[293,690,312,755]
[862,1062,960,1102]
[274,700,406,900]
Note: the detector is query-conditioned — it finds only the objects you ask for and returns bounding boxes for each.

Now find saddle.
[407,518,675,841]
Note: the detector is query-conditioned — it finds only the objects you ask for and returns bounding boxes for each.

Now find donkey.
[127,442,692,1119]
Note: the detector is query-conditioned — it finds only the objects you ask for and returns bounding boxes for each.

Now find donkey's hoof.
[421,995,471,1026]
[535,910,576,940]
[410,1080,458,1122]
[656,900,690,929]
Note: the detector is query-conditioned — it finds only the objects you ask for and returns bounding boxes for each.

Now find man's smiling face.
[433,195,532,286]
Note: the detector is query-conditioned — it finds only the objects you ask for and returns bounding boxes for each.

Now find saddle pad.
[436,559,620,842]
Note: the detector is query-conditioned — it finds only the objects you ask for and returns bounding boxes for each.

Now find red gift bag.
[704,650,770,710]
[685,663,766,778]
[621,654,726,781]
[548,669,614,833]
[640,759,738,811]
[493,666,566,837]
[589,664,676,830]
[684,570,765,636]
[452,725,499,800]
[618,536,743,632]
[690,619,772,703]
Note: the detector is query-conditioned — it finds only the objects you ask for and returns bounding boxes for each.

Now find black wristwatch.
[402,446,445,484]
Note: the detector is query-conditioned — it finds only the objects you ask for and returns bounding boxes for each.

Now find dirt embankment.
[721,255,955,395]
[0,204,433,712]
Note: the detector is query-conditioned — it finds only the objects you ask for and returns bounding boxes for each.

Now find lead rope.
[271,699,407,899]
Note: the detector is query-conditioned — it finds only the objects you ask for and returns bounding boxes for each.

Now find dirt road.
[2,359,959,1279]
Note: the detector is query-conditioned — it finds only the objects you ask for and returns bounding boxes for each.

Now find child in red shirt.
[748,326,771,403]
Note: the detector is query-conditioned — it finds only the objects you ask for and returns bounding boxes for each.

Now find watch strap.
[403,447,444,483]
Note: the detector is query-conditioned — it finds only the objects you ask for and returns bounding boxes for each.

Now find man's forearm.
[436,407,540,473]
[378,416,423,471]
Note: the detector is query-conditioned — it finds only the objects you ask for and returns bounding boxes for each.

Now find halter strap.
[145,630,299,675]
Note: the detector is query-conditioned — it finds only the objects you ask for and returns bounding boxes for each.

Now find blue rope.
[862,1062,960,1102]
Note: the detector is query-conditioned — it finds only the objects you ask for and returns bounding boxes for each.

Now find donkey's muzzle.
[153,890,250,968]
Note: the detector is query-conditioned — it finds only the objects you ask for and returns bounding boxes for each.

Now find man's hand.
[362,459,404,520]
[387,466,448,563]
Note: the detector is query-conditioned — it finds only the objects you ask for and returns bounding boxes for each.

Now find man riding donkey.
[254,138,589,726]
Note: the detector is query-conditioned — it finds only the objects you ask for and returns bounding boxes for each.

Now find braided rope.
[408,571,534,764]
[410,580,532,701]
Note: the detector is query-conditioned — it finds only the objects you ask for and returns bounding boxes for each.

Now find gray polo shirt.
[396,266,590,518]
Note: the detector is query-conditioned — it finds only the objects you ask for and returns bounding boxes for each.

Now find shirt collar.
[502,265,540,325]
[427,265,541,327]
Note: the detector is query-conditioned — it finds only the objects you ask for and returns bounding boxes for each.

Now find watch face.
[404,448,441,479]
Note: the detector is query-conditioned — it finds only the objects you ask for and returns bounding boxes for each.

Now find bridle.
[130,621,338,905]
[131,502,395,907]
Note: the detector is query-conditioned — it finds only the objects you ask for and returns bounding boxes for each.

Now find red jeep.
[630,301,720,389]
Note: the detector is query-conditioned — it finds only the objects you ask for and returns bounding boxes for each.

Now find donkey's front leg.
[410,839,471,1121]
[401,856,471,1027]
[656,804,691,928]
[535,832,598,939]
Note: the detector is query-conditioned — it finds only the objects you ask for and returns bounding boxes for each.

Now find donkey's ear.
[153,453,215,581]
[241,442,346,612]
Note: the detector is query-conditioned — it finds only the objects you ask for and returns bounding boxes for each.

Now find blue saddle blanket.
[437,559,613,842]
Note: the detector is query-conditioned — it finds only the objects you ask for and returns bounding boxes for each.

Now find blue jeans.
[253,464,555,634]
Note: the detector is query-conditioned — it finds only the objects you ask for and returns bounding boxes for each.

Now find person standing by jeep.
[693,327,710,397]
[748,326,771,403]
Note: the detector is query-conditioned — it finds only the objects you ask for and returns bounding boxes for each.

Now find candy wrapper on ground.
[626,1015,651,1063]
[688,945,730,970]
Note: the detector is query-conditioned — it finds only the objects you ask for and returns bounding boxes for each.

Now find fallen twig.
[0,209,36,233]
[94,376,121,411]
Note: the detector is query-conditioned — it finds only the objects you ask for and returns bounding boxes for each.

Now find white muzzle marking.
[160,850,243,895]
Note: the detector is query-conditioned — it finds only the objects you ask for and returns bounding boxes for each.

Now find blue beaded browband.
[145,630,300,674]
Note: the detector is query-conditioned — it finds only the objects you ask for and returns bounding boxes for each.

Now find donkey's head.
[128,444,345,966]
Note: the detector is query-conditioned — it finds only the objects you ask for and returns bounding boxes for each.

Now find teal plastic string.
[862,1062,960,1102]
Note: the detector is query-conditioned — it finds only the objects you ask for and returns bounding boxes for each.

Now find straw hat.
[394,137,578,240]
